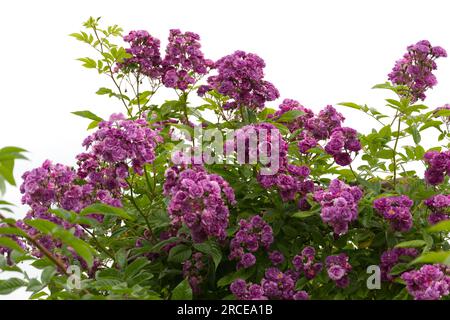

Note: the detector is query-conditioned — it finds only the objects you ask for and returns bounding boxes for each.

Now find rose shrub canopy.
[1,17,450,300]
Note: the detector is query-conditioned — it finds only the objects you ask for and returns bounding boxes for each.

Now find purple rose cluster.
[325,253,352,288]
[380,248,419,282]
[424,194,450,225]
[423,150,450,185]
[231,122,314,207]
[231,246,350,300]
[163,164,236,243]
[268,99,314,132]
[324,127,361,166]
[313,179,363,236]
[258,164,314,207]
[230,268,309,301]
[233,122,288,167]
[228,215,273,269]
[118,29,213,90]
[117,30,162,78]
[270,100,361,166]
[401,264,450,300]
[203,50,280,110]
[80,113,161,176]
[388,40,447,102]
[373,195,413,232]
[292,246,323,280]
[162,29,214,90]
[12,114,161,265]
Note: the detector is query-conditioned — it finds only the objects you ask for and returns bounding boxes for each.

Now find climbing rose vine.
[0,18,450,301]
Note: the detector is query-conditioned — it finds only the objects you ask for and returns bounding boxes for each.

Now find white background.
[1,0,450,299]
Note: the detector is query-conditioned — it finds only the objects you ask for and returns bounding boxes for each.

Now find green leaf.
[53,228,95,268]
[168,244,192,264]
[124,257,150,280]
[411,127,421,144]
[389,263,410,276]
[292,211,316,219]
[372,82,394,90]
[80,203,135,221]
[217,268,254,287]
[150,237,179,252]
[96,87,114,95]
[0,159,16,186]
[395,240,426,248]
[411,251,450,265]
[25,219,95,267]
[377,149,394,159]
[172,279,192,300]
[435,109,450,117]
[24,219,58,234]
[193,241,222,270]
[69,32,85,42]
[41,266,56,284]
[338,102,363,111]
[72,110,104,122]
[420,120,442,132]
[115,248,127,269]
[0,237,25,253]
[427,220,450,233]
[77,57,97,68]
[276,110,304,122]
[0,278,26,295]
[26,278,44,292]
[0,227,27,237]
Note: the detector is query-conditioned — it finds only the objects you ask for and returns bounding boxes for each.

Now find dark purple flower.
[314,179,362,235]
[373,195,414,232]
[388,40,447,102]
[325,253,352,288]
[207,50,279,110]
[401,264,450,300]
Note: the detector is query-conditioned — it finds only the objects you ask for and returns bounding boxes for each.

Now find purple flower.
[268,99,314,132]
[292,246,323,280]
[269,250,285,266]
[230,279,267,300]
[388,40,447,102]
[161,29,213,90]
[305,105,344,140]
[324,127,361,166]
[380,248,418,281]
[423,150,450,185]
[424,194,450,225]
[325,254,352,288]
[373,195,414,232]
[314,179,362,235]
[163,164,236,242]
[401,264,450,300]
[117,30,162,79]
[229,215,274,269]
[240,253,257,268]
[207,50,279,110]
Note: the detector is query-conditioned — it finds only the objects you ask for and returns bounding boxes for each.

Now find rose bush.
[1,17,450,300]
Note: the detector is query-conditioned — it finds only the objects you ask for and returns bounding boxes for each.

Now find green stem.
[92,26,132,117]
[125,179,154,240]
[392,115,402,187]
[81,226,115,260]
